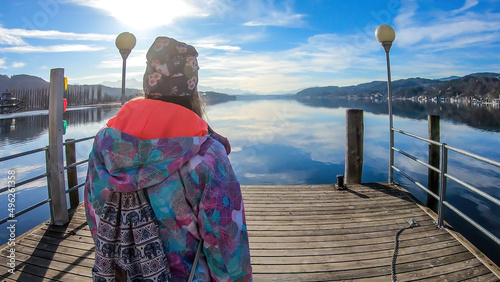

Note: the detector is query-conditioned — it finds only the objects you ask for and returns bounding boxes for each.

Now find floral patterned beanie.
[143,36,199,98]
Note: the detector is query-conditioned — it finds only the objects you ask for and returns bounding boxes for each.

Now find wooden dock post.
[345,109,364,184]
[47,68,69,226]
[427,115,440,212]
[65,139,79,210]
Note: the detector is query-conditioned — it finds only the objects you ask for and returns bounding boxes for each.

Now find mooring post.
[345,109,364,184]
[427,115,440,212]
[48,68,69,225]
[65,139,79,210]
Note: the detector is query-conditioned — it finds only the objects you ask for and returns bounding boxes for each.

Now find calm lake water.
[1,98,499,264]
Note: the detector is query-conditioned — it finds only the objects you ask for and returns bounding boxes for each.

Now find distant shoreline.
[0,103,121,120]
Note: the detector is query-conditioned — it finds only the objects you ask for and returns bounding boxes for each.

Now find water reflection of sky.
[0,105,120,246]
[208,99,500,264]
[1,99,499,264]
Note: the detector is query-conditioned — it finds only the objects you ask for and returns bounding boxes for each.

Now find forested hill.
[295,72,500,100]
[0,74,49,90]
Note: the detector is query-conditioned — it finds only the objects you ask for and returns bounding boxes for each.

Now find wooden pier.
[1,183,499,281]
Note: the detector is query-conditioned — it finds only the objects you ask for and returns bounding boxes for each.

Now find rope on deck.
[391,218,419,282]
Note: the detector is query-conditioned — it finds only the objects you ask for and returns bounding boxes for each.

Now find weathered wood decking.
[1,183,499,281]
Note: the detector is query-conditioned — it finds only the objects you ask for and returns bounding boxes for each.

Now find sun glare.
[77,0,206,29]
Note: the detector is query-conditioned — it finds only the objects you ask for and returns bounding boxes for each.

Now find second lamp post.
[375,24,396,184]
[116,32,136,105]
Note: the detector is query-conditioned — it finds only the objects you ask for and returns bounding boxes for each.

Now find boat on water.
[0,90,25,114]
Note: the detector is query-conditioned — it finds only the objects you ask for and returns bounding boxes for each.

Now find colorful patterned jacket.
[85,99,252,281]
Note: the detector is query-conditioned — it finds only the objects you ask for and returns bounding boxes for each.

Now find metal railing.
[0,136,93,226]
[390,127,500,246]
[1,68,95,227]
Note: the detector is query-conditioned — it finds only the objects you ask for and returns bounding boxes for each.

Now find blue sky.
[0,0,499,94]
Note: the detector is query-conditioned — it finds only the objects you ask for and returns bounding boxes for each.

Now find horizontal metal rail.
[0,134,94,227]
[0,146,48,162]
[446,144,500,168]
[63,136,95,145]
[64,159,89,170]
[66,182,85,194]
[443,200,500,246]
[392,165,439,201]
[445,173,500,207]
[393,147,441,174]
[0,198,51,225]
[392,128,442,146]
[393,127,500,247]
[0,173,48,194]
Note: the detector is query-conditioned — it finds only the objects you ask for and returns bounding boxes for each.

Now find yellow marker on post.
[64,77,68,90]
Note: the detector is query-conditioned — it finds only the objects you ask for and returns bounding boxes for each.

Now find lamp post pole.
[384,43,394,184]
[115,32,136,105]
[119,49,131,105]
[375,25,396,185]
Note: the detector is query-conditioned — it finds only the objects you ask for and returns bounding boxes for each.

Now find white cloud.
[190,36,242,51]
[392,1,500,55]
[0,44,105,53]
[452,0,479,15]
[98,49,147,69]
[0,25,115,46]
[393,0,419,28]
[0,57,6,69]
[11,62,25,68]
[195,43,241,51]
[240,0,306,28]
[67,0,307,29]
[243,12,305,27]
[195,31,385,93]
[0,28,27,45]
[6,28,115,41]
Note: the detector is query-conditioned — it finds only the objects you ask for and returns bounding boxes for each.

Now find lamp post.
[116,32,136,105]
[375,24,396,184]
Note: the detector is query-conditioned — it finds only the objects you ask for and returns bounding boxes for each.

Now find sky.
[0,0,500,94]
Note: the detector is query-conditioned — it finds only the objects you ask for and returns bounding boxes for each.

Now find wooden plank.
[251,240,462,265]
[0,264,57,281]
[249,235,454,257]
[251,252,478,281]
[243,200,415,212]
[393,183,500,279]
[416,262,493,281]
[0,253,91,280]
[244,212,436,226]
[17,238,95,260]
[244,210,424,222]
[472,273,500,282]
[1,183,497,281]
[247,215,432,231]
[251,249,474,274]
[23,234,95,249]
[247,219,436,237]
[397,258,483,281]
[14,242,95,267]
[248,229,449,249]
[248,225,438,243]
[0,248,92,276]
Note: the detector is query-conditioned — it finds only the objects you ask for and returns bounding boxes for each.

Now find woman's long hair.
[145,91,206,119]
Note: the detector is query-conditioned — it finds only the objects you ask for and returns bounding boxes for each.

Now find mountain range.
[1,72,499,100]
[295,72,500,100]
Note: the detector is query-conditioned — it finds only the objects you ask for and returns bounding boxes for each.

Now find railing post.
[48,68,69,225]
[345,109,364,184]
[65,139,79,210]
[437,143,448,228]
[427,115,440,212]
